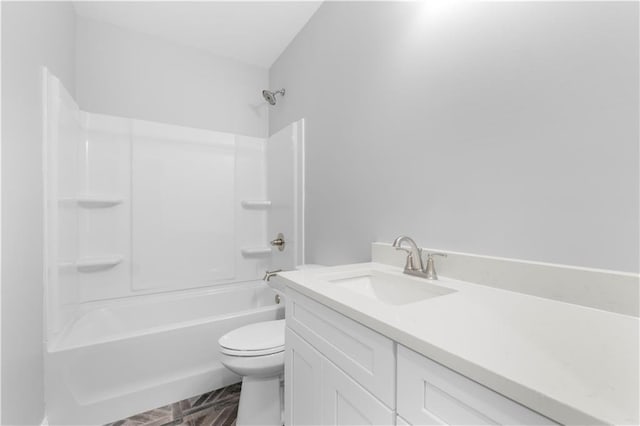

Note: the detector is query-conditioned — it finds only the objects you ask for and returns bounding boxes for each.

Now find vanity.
[274,257,639,425]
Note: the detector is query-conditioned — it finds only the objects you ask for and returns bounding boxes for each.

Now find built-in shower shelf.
[67,195,123,208]
[241,200,272,209]
[75,255,123,272]
[241,247,272,257]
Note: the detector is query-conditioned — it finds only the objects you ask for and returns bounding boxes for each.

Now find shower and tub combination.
[42,70,304,425]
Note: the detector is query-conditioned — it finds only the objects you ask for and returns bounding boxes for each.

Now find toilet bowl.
[219,265,324,426]
[219,319,285,426]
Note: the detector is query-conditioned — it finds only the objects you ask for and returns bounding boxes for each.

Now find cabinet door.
[397,346,557,425]
[285,327,323,425]
[396,415,411,426]
[322,358,394,426]
[287,289,396,407]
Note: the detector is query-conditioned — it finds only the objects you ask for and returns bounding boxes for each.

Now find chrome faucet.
[391,236,447,280]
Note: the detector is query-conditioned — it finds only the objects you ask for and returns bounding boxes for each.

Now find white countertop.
[277,262,639,425]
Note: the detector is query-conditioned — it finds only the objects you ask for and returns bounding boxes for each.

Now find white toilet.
[219,264,323,426]
[219,319,285,426]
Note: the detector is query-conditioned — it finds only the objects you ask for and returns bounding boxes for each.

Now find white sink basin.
[316,269,456,306]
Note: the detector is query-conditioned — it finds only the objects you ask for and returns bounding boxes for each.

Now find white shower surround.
[42,70,304,424]
[43,69,274,342]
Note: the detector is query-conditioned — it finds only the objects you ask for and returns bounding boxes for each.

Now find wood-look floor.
[104,383,241,426]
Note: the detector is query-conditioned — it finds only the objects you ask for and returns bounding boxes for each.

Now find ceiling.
[73,1,323,68]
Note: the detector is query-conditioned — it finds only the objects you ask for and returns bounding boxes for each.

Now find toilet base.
[236,374,282,426]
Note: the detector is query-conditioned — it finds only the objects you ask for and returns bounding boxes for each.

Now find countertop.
[276,262,639,425]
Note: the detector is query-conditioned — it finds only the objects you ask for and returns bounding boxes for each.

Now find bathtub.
[45,281,283,425]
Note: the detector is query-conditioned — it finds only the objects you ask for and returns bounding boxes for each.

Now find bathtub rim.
[48,280,280,353]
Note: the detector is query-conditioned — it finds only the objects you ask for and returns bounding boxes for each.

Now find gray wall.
[76,17,269,137]
[1,2,77,424]
[269,1,639,272]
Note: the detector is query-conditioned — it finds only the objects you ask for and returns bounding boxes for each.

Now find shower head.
[262,88,285,105]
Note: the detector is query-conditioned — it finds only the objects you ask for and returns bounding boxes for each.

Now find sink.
[316,269,456,306]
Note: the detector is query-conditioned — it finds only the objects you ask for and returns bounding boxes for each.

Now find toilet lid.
[219,319,285,355]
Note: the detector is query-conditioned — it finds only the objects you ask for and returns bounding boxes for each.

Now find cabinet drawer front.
[286,289,395,407]
[322,358,394,426]
[397,346,557,426]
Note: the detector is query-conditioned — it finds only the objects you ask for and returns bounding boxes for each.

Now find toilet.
[219,264,323,426]
[219,320,285,426]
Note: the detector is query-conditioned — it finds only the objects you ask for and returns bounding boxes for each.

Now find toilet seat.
[220,345,284,357]
[219,319,285,357]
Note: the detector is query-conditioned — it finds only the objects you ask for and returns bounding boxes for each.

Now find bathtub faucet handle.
[270,233,286,251]
[263,269,282,282]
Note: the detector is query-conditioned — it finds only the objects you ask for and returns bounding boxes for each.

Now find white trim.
[0,2,3,420]
[298,118,306,266]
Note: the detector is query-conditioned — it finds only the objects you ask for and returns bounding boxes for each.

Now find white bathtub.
[45,281,283,425]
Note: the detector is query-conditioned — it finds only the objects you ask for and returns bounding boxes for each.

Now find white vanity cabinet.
[285,328,394,425]
[285,289,395,425]
[284,287,559,426]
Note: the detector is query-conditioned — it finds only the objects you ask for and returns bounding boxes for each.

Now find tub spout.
[263,269,282,282]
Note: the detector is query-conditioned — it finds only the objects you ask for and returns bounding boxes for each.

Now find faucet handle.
[426,252,447,258]
[424,252,447,280]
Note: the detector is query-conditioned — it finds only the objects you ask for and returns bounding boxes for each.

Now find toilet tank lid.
[219,319,285,352]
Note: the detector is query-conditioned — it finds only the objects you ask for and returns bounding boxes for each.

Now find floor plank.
[104,383,241,426]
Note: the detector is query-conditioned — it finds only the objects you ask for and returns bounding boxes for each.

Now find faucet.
[392,236,424,273]
[263,269,282,282]
[391,236,447,280]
